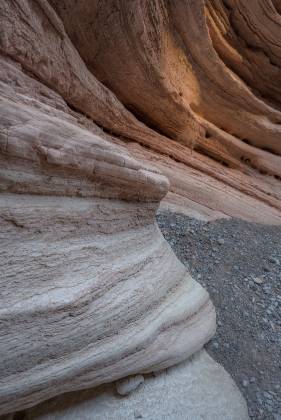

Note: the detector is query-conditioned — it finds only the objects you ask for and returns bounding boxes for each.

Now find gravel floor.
[157,211,281,420]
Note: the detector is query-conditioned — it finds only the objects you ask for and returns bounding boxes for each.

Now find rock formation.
[1,0,279,417]
[50,0,281,224]
[0,59,216,414]
[1,0,281,224]
[22,351,249,420]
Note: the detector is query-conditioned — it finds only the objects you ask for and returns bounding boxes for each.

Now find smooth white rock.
[22,351,249,420]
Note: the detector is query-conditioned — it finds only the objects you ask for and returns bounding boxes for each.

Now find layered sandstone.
[1,0,281,223]
[0,0,279,417]
[0,58,215,414]
[44,0,281,223]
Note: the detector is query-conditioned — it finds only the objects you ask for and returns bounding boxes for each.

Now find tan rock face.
[2,1,281,223]
[49,0,281,223]
[0,53,215,415]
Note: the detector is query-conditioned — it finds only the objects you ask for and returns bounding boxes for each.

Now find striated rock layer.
[1,0,281,223]
[0,60,215,414]
[44,0,281,222]
[0,0,279,416]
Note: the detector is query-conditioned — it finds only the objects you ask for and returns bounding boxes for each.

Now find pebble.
[116,375,144,396]
[253,277,264,285]
[269,257,280,265]
[218,238,225,245]
[134,409,143,418]
[242,379,249,387]
[263,391,273,400]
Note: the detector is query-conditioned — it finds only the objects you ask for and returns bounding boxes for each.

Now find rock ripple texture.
[0,20,215,416]
[1,0,281,223]
[0,0,277,416]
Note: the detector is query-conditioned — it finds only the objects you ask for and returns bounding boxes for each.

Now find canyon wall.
[2,0,281,223]
[0,0,280,416]
[50,0,281,223]
[0,56,215,414]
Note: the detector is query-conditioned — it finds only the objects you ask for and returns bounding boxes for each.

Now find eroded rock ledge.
[0,0,278,417]
[0,60,215,414]
[1,0,281,223]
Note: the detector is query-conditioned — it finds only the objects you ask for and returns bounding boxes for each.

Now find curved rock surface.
[49,0,281,223]
[0,58,215,414]
[0,0,278,416]
[21,351,249,420]
[1,0,281,223]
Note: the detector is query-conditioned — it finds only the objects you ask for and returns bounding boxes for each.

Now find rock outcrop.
[1,0,279,417]
[1,0,281,223]
[21,351,249,420]
[0,60,215,414]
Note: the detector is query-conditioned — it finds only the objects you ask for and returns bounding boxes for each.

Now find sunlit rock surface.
[1,0,281,223]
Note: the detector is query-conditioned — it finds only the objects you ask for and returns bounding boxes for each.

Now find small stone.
[263,266,270,272]
[269,257,280,265]
[212,341,219,349]
[253,277,264,285]
[116,375,144,396]
[218,238,225,245]
[242,379,249,387]
[250,377,256,383]
[134,409,143,418]
[263,391,273,400]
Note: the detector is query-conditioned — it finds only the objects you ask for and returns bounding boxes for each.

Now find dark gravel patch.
[157,211,281,420]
